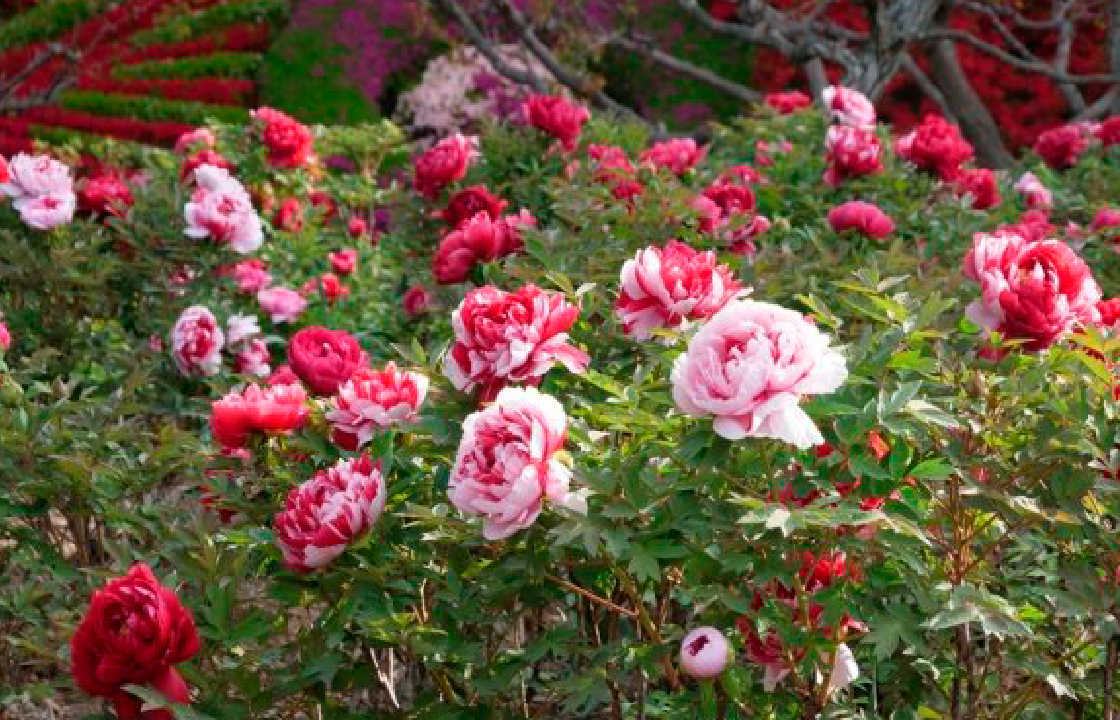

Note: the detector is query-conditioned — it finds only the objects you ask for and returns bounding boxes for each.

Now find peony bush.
[4,85,1120,720]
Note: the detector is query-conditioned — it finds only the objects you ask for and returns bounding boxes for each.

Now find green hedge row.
[112,52,263,80]
[58,90,252,125]
[0,0,112,51]
[129,0,289,47]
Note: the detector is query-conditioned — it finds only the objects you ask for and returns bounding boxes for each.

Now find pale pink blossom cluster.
[1,153,77,230]
[183,165,263,253]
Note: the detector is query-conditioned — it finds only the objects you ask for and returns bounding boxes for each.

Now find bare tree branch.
[920,28,1117,84]
[425,0,547,93]
[1075,88,1117,121]
[1054,15,1086,113]
[606,34,761,104]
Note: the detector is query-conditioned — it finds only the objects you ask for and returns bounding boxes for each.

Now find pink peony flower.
[347,213,368,238]
[953,168,1001,210]
[443,285,590,401]
[764,91,812,114]
[827,201,894,239]
[729,214,770,257]
[210,382,308,449]
[171,305,224,377]
[1033,123,1091,170]
[329,248,358,276]
[273,455,386,571]
[402,285,432,318]
[680,627,732,679]
[225,313,261,345]
[824,125,883,186]
[287,326,368,396]
[175,127,216,154]
[257,287,307,324]
[692,195,722,233]
[183,165,263,253]
[14,190,76,230]
[432,211,508,284]
[616,240,746,341]
[495,208,536,254]
[963,233,1101,350]
[437,185,507,227]
[1091,207,1120,243]
[0,320,10,351]
[226,260,271,293]
[641,138,705,175]
[252,107,315,169]
[414,133,478,200]
[448,386,582,540]
[525,94,590,152]
[267,364,301,387]
[821,85,876,128]
[1014,172,1052,210]
[894,114,974,179]
[233,338,271,377]
[326,363,429,450]
[671,299,848,449]
[1,153,73,199]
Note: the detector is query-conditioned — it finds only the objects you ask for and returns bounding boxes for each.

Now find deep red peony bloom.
[431,211,507,284]
[1033,123,1090,170]
[273,198,303,232]
[764,91,812,115]
[402,285,432,318]
[318,273,350,302]
[824,125,882,186]
[414,133,477,200]
[71,565,199,720]
[1096,116,1120,146]
[438,185,508,227]
[894,114,974,180]
[953,168,1001,210]
[287,326,369,396]
[525,94,590,152]
[252,107,315,169]
[827,200,894,239]
[180,149,232,182]
[78,174,134,217]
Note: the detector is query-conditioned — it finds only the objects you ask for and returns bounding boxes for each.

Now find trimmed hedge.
[0,0,111,50]
[113,51,263,80]
[58,89,251,124]
[129,0,289,47]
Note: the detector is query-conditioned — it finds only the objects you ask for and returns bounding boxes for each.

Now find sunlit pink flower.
[14,190,76,230]
[326,363,429,450]
[183,165,263,253]
[233,338,271,377]
[257,287,307,324]
[641,138,705,175]
[1014,172,1052,210]
[1,153,72,199]
[171,305,224,376]
[827,201,894,239]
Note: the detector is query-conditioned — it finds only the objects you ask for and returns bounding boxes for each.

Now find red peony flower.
[1096,116,1120,146]
[273,198,303,232]
[267,363,301,387]
[78,174,134,217]
[894,114,974,179]
[764,91,812,114]
[180,148,232,182]
[252,107,314,168]
[443,285,589,401]
[308,190,337,221]
[318,273,350,302]
[824,125,882,186]
[210,382,308,448]
[525,94,590,152]
[329,248,358,275]
[414,133,478,200]
[438,185,507,227]
[431,211,508,284]
[1033,123,1090,170]
[953,168,1000,210]
[71,564,199,720]
[347,213,368,238]
[402,285,432,318]
[287,326,369,396]
[827,200,894,239]
[641,137,705,175]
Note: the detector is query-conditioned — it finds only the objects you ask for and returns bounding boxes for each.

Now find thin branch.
[920,28,1118,84]
[545,573,637,618]
[607,34,761,103]
[901,52,957,122]
[1054,16,1086,112]
[427,0,546,92]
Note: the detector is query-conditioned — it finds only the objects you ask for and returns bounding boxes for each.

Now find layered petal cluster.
[616,240,746,341]
[438,185,507,227]
[252,107,315,169]
[821,85,876,128]
[274,455,386,571]
[641,138,705,175]
[448,386,579,539]
[78,174,134,217]
[432,211,529,284]
[894,114,974,179]
[953,168,1001,210]
[326,363,429,450]
[671,299,847,449]
[827,201,894,239]
[1,153,76,230]
[525,94,590,152]
[414,133,477,199]
[287,326,369,396]
[1033,123,1091,170]
[183,164,263,253]
[257,286,307,324]
[443,285,589,400]
[963,231,1101,350]
[210,382,308,448]
[71,565,199,720]
[823,125,882,186]
[171,305,224,376]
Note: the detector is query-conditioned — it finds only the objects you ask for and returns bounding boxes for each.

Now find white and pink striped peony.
[448,386,583,540]
[183,165,263,253]
[171,305,225,377]
[671,299,847,449]
[443,285,589,401]
[325,364,429,450]
[616,240,746,341]
[273,455,386,571]
[821,85,876,129]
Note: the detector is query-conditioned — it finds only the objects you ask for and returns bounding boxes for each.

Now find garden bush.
[3,90,1120,720]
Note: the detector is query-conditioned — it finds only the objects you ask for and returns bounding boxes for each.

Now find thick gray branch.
[901,52,957,123]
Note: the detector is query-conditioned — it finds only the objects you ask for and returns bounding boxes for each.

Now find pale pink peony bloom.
[226,313,261,345]
[227,259,271,293]
[963,233,1101,350]
[641,138,705,175]
[14,190,76,230]
[1014,172,1052,210]
[616,240,746,341]
[1,153,73,199]
[274,455,386,571]
[448,386,582,540]
[175,127,216,154]
[257,287,307,324]
[821,85,876,128]
[671,299,847,448]
[824,125,882,186]
[680,627,732,679]
[171,305,225,376]
[443,285,590,401]
[183,164,263,253]
[827,201,894,239]
[233,338,271,376]
[326,364,429,450]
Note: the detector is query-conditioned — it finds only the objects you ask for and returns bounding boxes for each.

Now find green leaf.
[627,545,660,583]
[909,459,955,480]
